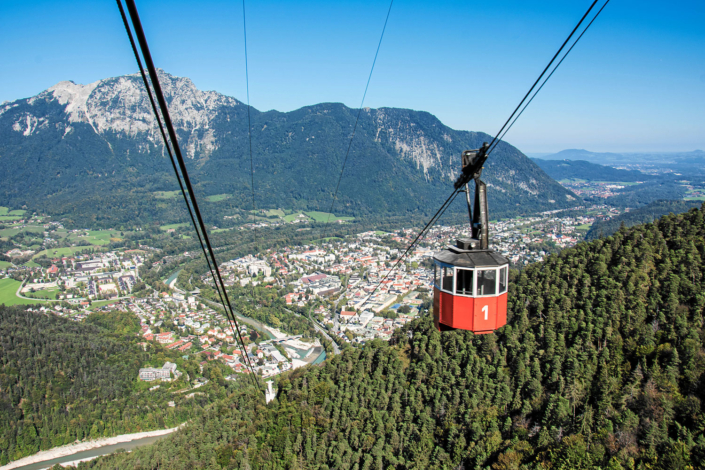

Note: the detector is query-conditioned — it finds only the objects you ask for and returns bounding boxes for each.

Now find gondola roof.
[433,241,509,268]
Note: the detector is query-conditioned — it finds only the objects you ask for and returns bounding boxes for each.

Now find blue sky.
[1,0,703,153]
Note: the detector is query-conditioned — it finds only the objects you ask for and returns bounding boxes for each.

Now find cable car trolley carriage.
[433,143,509,334]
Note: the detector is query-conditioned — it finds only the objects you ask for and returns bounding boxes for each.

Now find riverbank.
[0,425,184,470]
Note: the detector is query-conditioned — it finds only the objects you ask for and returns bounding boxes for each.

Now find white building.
[139,362,180,381]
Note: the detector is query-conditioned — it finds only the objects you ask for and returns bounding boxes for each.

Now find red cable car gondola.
[433,143,509,333]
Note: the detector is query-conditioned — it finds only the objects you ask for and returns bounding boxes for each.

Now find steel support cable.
[115,0,233,334]
[364,188,460,302]
[122,0,261,389]
[363,0,608,303]
[488,0,610,156]
[117,0,236,341]
[322,0,394,240]
[485,0,600,154]
[120,0,259,390]
[242,0,258,273]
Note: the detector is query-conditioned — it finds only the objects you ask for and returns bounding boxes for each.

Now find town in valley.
[1,203,621,382]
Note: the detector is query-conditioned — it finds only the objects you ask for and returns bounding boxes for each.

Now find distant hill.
[677,150,705,164]
[538,148,626,163]
[532,156,704,210]
[0,71,577,228]
[539,148,705,168]
[605,182,689,208]
[84,206,705,469]
[532,158,655,182]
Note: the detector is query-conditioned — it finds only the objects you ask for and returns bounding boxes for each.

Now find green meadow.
[0,279,45,306]
[32,246,101,260]
[160,223,190,231]
[206,194,231,202]
[305,211,354,222]
[153,190,182,199]
[67,230,123,246]
[283,213,310,223]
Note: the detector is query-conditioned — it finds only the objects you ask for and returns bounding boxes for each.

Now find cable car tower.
[433,143,509,333]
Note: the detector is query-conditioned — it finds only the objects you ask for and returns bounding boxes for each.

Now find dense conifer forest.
[0,308,229,465]
[586,200,703,240]
[78,206,705,469]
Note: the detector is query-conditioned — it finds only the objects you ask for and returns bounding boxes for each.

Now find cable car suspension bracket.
[453,142,490,251]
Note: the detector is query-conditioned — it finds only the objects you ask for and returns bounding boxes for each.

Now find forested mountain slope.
[586,200,703,240]
[532,159,656,182]
[0,71,575,228]
[0,308,224,465]
[83,206,705,470]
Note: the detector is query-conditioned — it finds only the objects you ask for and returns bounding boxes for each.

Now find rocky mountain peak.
[0,70,577,227]
[12,70,243,158]
[47,79,100,124]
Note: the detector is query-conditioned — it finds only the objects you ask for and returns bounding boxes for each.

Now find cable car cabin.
[433,239,509,334]
[432,143,509,333]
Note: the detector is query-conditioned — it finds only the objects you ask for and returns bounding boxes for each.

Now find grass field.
[153,190,181,199]
[0,208,25,217]
[32,246,99,259]
[304,211,355,223]
[0,225,45,238]
[283,213,310,223]
[375,231,391,236]
[24,288,60,300]
[0,215,22,222]
[575,224,592,230]
[68,230,122,246]
[309,236,343,243]
[252,208,285,217]
[244,209,354,223]
[160,223,190,231]
[0,261,14,269]
[685,196,705,201]
[0,278,45,306]
[206,194,231,202]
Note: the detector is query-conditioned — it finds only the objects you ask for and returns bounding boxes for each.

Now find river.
[198,297,277,340]
[197,298,327,364]
[165,269,181,288]
[311,349,327,365]
[6,433,172,470]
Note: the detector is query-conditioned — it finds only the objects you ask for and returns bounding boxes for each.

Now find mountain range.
[0,71,576,228]
[535,148,705,167]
